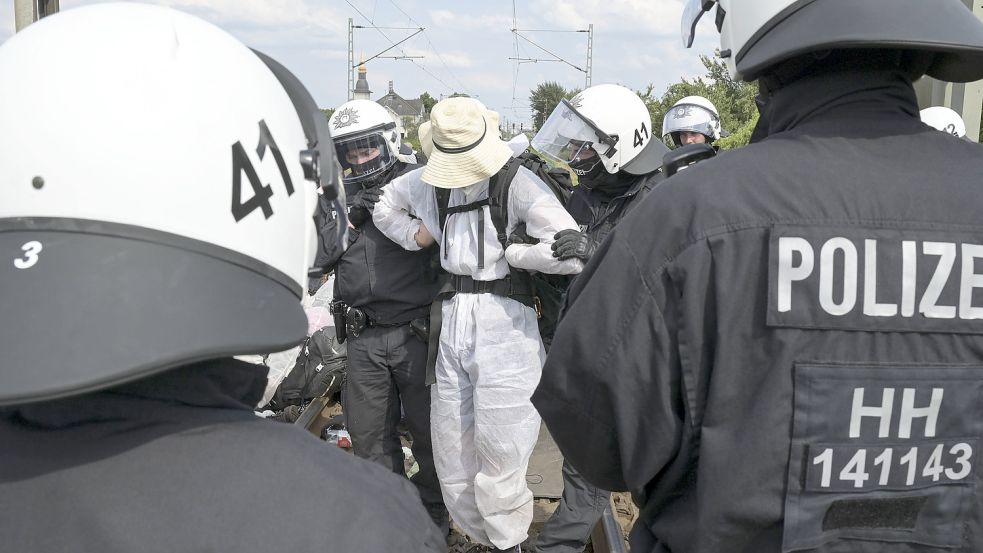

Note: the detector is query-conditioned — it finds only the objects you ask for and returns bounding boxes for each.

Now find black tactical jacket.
[534,68,983,553]
[0,360,446,552]
[330,162,441,324]
[566,171,663,244]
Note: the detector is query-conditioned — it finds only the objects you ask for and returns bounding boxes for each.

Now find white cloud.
[311,48,350,62]
[465,71,516,94]
[401,45,472,68]
[429,9,512,32]
[528,0,683,36]
[60,0,346,34]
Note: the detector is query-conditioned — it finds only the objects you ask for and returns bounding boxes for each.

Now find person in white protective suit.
[373,97,583,552]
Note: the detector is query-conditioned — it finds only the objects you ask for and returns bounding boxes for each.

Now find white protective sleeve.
[373,167,428,251]
[504,166,583,275]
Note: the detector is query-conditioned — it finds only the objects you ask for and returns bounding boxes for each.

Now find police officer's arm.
[532,232,684,493]
[504,168,583,275]
[313,195,346,272]
[372,170,428,251]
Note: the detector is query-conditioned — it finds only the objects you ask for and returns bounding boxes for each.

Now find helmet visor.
[531,99,614,168]
[334,131,396,184]
[681,0,715,48]
[662,103,718,142]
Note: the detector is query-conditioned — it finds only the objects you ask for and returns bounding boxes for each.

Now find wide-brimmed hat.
[421,97,512,189]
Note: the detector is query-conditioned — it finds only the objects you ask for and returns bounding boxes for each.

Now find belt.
[449,273,535,300]
[424,272,539,385]
[345,307,406,338]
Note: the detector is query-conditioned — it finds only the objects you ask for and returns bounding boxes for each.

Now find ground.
[295,396,639,552]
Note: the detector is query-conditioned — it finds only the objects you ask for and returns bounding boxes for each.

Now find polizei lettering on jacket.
[767,224,983,333]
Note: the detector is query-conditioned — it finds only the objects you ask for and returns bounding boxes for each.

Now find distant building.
[351,62,427,139]
[377,81,427,133]
[353,57,371,101]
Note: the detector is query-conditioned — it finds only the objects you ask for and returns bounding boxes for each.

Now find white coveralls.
[374,165,582,548]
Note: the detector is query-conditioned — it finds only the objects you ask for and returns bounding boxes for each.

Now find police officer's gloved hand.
[347,187,382,228]
[348,206,370,228]
[508,223,539,245]
[551,229,596,262]
[350,186,383,211]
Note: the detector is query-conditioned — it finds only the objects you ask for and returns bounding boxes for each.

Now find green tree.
[402,116,422,152]
[642,54,759,150]
[321,108,335,124]
[529,81,578,131]
[418,92,437,114]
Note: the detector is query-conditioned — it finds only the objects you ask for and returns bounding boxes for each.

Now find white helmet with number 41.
[0,2,344,406]
[532,84,658,176]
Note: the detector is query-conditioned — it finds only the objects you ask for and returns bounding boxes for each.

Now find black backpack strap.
[434,187,451,260]
[435,187,452,230]
[445,198,489,215]
[487,157,524,249]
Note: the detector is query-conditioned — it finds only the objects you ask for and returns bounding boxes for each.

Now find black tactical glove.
[507,223,539,246]
[348,206,369,228]
[347,187,383,228]
[350,186,383,211]
[551,229,597,262]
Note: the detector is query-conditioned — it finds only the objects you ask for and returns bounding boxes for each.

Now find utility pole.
[585,24,593,89]
[15,0,58,32]
[347,18,355,101]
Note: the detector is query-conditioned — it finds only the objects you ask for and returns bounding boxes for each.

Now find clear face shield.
[531,99,616,175]
[334,126,397,186]
[681,0,717,47]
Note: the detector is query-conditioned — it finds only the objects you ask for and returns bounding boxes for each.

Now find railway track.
[291,397,628,552]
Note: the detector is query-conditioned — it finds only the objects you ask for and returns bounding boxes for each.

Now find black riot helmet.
[681,0,983,83]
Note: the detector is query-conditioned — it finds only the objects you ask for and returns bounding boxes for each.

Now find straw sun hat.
[421,97,512,189]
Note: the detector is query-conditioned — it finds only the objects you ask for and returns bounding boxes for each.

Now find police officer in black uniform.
[323,99,448,535]
[0,5,445,553]
[529,84,668,553]
[534,1,983,552]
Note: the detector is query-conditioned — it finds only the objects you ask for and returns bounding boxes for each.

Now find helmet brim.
[0,219,307,406]
[622,136,670,176]
[736,0,983,82]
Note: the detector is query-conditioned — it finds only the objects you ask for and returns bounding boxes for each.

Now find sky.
[0,0,720,127]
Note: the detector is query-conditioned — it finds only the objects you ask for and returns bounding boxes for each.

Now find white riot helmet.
[920,106,968,138]
[0,3,345,406]
[662,96,724,148]
[330,100,400,187]
[681,0,983,83]
[532,84,655,176]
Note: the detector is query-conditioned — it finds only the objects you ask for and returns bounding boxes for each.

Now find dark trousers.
[535,459,611,553]
[344,323,448,534]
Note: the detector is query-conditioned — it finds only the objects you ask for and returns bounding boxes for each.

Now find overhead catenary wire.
[510,0,524,126]
[386,0,470,95]
[354,27,424,68]
[344,0,457,95]
[511,31,586,73]
[509,1,593,128]
[512,28,590,33]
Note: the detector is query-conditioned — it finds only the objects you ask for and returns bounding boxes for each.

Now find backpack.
[268,328,347,411]
[434,151,574,349]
